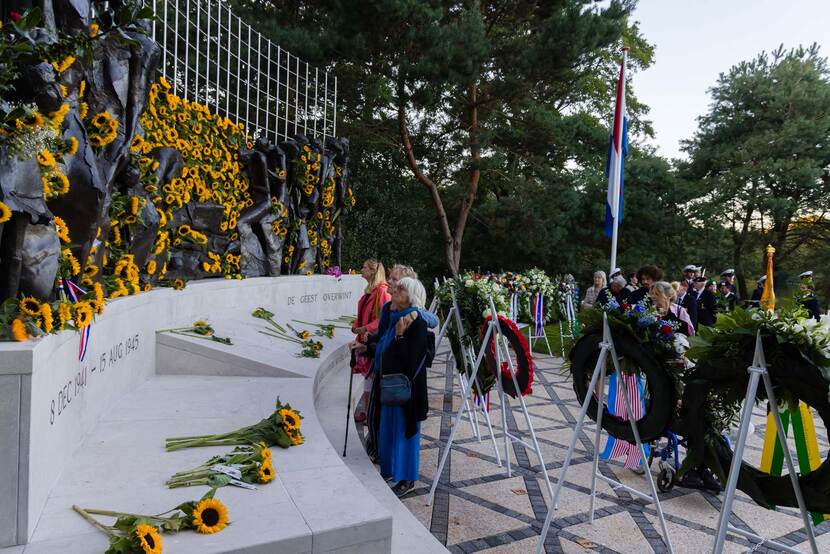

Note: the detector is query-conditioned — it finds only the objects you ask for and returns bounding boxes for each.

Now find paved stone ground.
[396,350,830,553]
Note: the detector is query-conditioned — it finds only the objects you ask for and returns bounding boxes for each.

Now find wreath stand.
[432,288,502,464]
[428,296,555,506]
[535,312,674,554]
[528,293,554,357]
[711,332,819,554]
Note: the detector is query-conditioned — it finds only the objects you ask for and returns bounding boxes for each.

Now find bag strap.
[412,354,428,380]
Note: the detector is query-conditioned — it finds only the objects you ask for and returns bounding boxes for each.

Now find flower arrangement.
[166,443,275,489]
[436,273,510,392]
[73,489,229,553]
[165,398,303,451]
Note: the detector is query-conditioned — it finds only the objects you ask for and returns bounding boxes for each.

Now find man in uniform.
[683,264,698,290]
[717,281,737,313]
[797,271,822,320]
[748,275,765,308]
[720,269,739,301]
[676,278,698,330]
[693,276,717,326]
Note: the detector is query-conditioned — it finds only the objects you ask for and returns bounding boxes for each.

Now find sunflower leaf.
[111,515,139,532]
[104,535,134,554]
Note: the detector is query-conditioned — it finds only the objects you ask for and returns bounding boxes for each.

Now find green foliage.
[683,44,830,288]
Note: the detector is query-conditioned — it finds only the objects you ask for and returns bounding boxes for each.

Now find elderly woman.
[581,270,607,310]
[352,259,391,423]
[375,276,431,497]
[364,264,437,461]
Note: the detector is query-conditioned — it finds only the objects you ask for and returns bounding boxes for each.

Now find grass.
[527,321,579,357]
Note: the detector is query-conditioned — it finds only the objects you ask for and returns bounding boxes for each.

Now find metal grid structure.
[142,0,337,143]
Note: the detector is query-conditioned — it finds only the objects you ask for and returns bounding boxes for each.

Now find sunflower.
[57,302,72,330]
[19,296,41,316]
[191,498,228,534]
[173,278,185,290]
[289,430,304,446]
[299,330,310,340]
[79,102,88,119]
[37,148,56,168]
[53,217,70,243]
[0,201,11,223]
[134,523,162,554]
[257,460,275,483]
[278,408,301,432]
[67,136,79,155]
[93,282,105,315]
[88,22,99,37]
[178,224,191,236]
[73,301,93,329]
[11,318,28,341]
[39,302,54,333]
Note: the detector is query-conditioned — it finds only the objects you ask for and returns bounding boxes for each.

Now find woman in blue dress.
[374,277,430,497]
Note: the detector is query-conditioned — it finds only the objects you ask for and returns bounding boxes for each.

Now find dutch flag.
[604,49,629,238]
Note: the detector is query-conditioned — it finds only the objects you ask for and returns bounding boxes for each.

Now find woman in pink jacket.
[352,259,391,423]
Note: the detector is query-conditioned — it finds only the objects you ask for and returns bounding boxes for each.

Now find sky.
[631,0,830,161]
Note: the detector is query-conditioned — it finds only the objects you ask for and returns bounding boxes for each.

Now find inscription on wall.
[49,333,141,425]
[286,290,353,306]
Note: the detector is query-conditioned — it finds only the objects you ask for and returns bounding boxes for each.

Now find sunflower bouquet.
[157,319,232,345]
[73,489,229,553]
[253,308,324,358]
[166,443,275,489]
[165,399,303,451]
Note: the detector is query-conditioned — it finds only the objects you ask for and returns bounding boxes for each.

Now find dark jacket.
[626,286,650,305]
[801,296,822,321]
[696,288,717,326]
[380,315,430,438]
[596,286,630,308]
[678,291,698,329]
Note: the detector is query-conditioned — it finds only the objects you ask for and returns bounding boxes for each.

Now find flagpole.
[609,47,628,277]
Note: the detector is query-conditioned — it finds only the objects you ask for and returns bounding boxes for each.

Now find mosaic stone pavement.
[397,349,830,553]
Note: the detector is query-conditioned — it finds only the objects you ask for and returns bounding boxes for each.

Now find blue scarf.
[374,306,417,372]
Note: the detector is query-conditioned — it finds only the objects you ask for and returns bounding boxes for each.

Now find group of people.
[348,260,436,498]
[581,264,823,331]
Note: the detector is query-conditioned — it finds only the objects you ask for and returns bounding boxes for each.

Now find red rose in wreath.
[480,315,535,398]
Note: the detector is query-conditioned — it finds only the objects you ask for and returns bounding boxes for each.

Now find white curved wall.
[0,275,364,547]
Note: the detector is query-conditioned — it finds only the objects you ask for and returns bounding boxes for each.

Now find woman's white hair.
[398,277,426,308]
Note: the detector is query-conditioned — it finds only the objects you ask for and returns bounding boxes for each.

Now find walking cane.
[343,364,355,457]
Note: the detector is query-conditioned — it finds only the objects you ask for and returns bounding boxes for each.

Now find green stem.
[73,505,116,537]
[258,330,301,344]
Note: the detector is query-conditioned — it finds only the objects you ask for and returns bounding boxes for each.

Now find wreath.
[570,303,830,513]
[481,315,534,398]
[569,325,675,443]
[678,307,830,513]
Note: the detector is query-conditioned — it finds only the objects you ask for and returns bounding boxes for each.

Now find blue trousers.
[379,405,421,482]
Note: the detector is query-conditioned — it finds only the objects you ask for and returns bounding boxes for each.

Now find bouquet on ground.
[252,307,323,358]
[165,398,304,451]
[166,443,275,489]
[157,320,232,345]
[73,489,229,553]
[293,319,336,338]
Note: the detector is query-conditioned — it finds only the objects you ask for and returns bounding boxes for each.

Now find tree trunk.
[396,79,480,278]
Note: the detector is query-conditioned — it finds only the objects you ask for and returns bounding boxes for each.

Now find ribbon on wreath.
[60,277,91,361]
[509,292,519,323]
[601,371,649,468]
[533,294,545,336]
